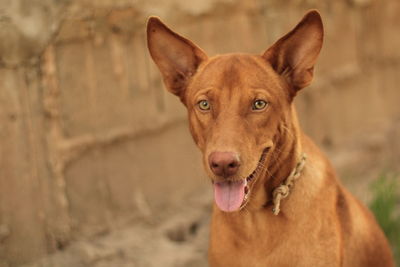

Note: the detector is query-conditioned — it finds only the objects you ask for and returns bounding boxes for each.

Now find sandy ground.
[22,192,212,267]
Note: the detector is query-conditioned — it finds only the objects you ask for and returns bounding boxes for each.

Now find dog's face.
[147,11,323,212]
[184,55,292,212]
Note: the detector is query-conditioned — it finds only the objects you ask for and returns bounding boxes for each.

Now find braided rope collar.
[271,153,307,215]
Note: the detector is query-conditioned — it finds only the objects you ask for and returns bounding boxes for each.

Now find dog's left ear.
[263,10,323,95]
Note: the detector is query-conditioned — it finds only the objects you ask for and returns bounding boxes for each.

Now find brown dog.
[147,10,394,267]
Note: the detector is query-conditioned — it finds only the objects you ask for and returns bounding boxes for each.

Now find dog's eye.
[198,100,211,111]
[252,100,268,110]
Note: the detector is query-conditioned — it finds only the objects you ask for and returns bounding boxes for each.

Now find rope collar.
[271,153,307,215]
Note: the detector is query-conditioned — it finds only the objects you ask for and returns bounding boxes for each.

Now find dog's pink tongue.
[213,180,245,212]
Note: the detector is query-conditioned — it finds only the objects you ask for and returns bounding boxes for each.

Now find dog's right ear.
[147,17,208,99]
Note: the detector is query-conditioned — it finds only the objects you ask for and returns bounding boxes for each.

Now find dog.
[146,10,394,267]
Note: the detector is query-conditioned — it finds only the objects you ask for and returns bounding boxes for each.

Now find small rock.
[74,242,120,264]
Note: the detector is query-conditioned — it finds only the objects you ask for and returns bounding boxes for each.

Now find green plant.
[369,173,400,266]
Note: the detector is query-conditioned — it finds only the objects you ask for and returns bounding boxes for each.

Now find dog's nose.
[208,152,240,177]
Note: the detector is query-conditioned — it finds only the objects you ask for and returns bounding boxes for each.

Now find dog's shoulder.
[337,186,395,266]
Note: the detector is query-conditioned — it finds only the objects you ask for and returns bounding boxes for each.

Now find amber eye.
[198,100,211,111]
[252,99,268,110]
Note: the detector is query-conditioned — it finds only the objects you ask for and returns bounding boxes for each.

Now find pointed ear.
[263,10,323,95]
[147,17,207,99]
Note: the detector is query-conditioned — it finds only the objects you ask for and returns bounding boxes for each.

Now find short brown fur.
[147,10,394,267]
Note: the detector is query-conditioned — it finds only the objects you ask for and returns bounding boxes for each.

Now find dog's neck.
[247,105,303,212]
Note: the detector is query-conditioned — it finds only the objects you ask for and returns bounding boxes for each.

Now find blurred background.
[0,0,399,266]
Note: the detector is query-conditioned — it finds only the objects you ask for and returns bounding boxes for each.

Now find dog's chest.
[208,212,341,267]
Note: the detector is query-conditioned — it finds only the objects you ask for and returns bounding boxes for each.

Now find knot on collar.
[272,153,307,215]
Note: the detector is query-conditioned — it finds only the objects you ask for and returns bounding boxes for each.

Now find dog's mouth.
[213,147,269,212]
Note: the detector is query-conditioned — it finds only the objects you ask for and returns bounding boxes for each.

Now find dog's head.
[147,11,323,212]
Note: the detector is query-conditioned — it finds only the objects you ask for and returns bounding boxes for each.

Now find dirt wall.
[0,0,399,265]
